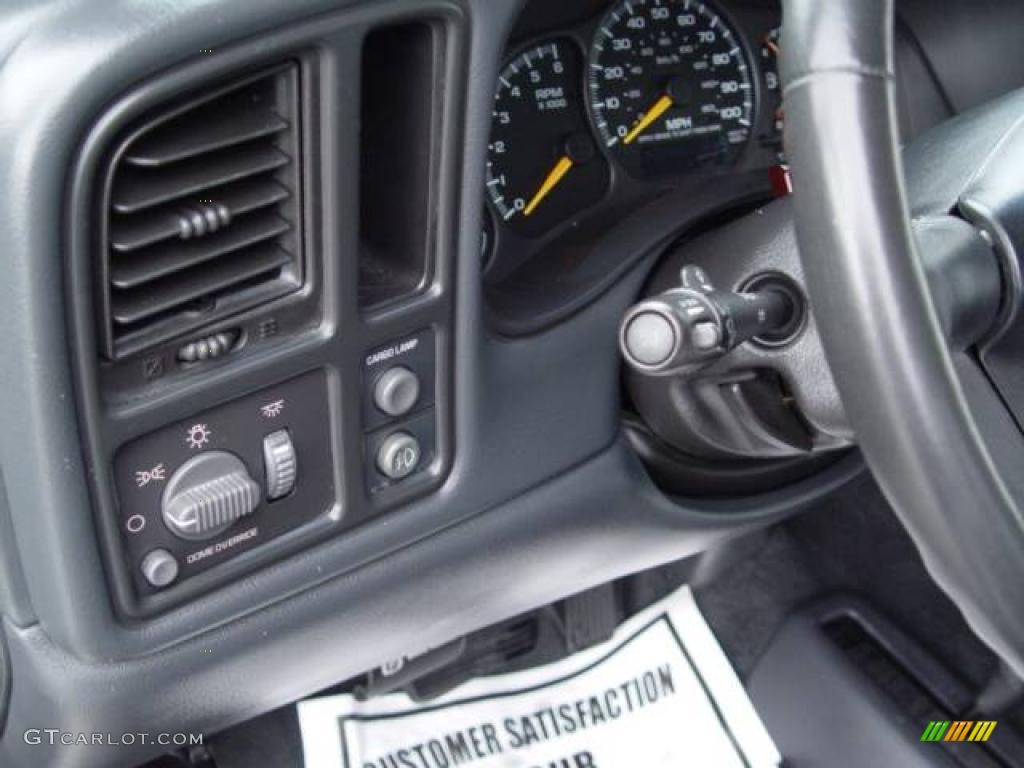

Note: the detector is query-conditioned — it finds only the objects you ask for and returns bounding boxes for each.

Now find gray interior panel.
[2,0,1020,764]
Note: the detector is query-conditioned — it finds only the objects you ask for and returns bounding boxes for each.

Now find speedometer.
[588,0,754,174]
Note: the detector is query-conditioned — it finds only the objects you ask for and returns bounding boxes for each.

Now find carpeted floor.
[148,472,1010,767]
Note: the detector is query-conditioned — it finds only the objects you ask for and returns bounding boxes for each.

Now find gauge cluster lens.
[759,26,784,155]
[484,2,767,244]
[486,40,610,237]
[588,0,754,174]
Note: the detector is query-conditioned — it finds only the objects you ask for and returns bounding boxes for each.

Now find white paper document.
[297,585,780,768]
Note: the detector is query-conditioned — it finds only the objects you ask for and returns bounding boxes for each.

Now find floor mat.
[297,586,779,768]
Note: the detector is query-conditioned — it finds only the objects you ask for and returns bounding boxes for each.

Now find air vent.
[99,63,303,359]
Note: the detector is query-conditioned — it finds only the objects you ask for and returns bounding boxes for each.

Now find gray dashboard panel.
[0,442,861,767]
[0,0,870,764]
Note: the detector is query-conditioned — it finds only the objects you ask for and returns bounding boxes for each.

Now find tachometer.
[486,40,609,237]
[588,0,754,174]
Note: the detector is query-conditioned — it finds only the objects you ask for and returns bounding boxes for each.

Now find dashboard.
[0,0,1022,765]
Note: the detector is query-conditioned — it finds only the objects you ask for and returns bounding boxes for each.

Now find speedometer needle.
[524,155,574,217]
[623,94,674,145]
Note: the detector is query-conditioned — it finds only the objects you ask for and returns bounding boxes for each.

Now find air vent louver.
[100,64,302,358]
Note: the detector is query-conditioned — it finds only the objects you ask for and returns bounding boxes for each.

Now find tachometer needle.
[623,94,674,145]
[524,155,574,217]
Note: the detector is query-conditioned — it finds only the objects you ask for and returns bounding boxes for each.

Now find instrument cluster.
[483,0,783,287]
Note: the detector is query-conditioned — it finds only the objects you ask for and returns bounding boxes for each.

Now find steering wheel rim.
[781,0,1024,676]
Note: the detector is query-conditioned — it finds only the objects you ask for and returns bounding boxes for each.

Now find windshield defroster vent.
[99,63,303,359]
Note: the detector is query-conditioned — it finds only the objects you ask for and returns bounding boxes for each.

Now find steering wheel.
[782,0,1024,677]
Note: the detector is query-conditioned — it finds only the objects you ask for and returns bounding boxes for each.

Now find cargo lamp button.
[373,366,421,417]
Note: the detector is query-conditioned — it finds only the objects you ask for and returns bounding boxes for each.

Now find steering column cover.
[782,0,1024,675]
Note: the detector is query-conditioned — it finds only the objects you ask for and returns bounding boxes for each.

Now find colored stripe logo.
[921,721,997,742]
